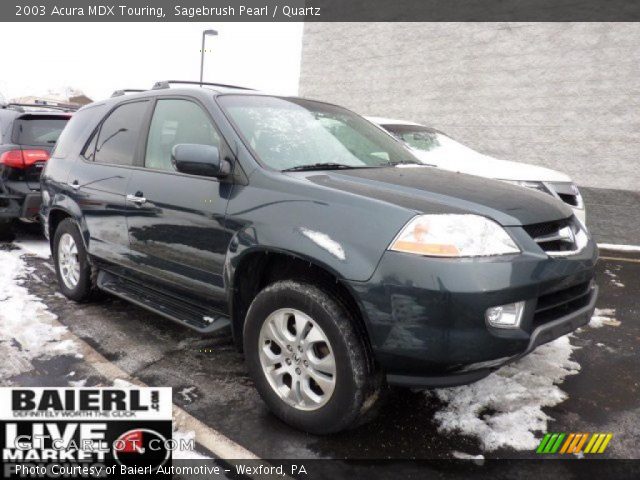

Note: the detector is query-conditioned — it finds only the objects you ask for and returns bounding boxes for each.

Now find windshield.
[382,124,485,163]
[15,116,70,146]
[218,95,419,171]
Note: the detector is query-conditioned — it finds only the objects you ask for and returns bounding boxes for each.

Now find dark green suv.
[41,81,598,433]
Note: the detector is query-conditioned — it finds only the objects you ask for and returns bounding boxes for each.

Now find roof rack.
[1,103,78,113]
[111,89,146,98]
[152,80,255,91]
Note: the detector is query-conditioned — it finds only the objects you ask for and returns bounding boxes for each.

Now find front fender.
[224,174,415,284]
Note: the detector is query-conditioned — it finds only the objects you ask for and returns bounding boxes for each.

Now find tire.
[53,218,95,302]
[0,218,14,241]
[243,280,383,434]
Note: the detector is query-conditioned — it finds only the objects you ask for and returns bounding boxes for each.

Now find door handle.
[69,180,80,190]
[126,194,146,205]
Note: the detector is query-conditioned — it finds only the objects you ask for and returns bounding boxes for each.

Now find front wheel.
[243,280,383,434]
[53,218,95,302]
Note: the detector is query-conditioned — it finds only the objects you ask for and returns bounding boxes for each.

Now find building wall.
[299,23,640,244]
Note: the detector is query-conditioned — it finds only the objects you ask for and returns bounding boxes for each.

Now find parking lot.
[1,222,638,463]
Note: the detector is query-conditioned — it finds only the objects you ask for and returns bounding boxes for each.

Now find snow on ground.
[12,239,52,259]
[604,268,625,288]
[428,304,621,452]
[451,451,485,461]
[172,429,211,460]
[0,245,81,382]
[428,336,579,451]
[589,308,620,328]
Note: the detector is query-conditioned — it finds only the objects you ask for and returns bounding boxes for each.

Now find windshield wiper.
[282,163,360,172]
[385,160,436,168]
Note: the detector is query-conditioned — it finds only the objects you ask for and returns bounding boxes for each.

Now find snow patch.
[452,451,485,461]
[0,246,81,382]
[13,240,52,259]
[604,269,625,288]
[178,386,198,403]
[428,336,579,452]
[589,308,620,328]
[299,228,346,261]
[172,429,211,460]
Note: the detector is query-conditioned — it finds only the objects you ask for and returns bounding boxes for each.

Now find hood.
[411,149,572,183]
[303,166,573,227]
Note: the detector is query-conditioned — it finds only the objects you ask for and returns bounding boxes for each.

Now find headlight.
[389,214,520,257]
[500,180,550,194]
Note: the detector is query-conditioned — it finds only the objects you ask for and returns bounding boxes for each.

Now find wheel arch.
[47,206,91,259]
[228,247,375,366]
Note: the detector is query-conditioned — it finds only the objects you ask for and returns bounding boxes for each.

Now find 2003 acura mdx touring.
[41,81,598,434]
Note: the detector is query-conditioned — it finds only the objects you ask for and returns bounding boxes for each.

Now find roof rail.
[152,80,255,91]
[1,103,78,113]
[111,89,146,98]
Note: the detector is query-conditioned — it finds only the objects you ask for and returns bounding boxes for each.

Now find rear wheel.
[53,218,95,302]
[244,280,383,434]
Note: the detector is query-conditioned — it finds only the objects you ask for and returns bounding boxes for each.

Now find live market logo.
[0,387,173,477]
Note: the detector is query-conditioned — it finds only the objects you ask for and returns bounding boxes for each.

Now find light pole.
[200,29,218,84]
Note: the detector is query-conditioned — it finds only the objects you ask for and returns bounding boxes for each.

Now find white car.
[367,117,586,224]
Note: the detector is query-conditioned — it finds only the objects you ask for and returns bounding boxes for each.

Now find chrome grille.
[523,217,588,256]
[545,182,584,210]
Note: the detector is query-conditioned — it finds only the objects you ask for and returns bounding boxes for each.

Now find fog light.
[485,301,525,328]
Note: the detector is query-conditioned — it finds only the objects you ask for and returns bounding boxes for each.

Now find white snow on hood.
[0,246,81,381]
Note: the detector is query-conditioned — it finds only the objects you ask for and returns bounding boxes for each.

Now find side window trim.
[140,95,231,176]
[88,99,151,167]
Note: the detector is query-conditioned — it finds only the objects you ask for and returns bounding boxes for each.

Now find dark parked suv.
[0,103,74,236]
[41,81,598,433]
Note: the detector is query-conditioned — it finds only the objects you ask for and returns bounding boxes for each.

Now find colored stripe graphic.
[573,433,588,453]
[538,433,613,454]
[550,433,565,453]
[536,434,552,454]
[597,434,613,453]
[560,433,575,454]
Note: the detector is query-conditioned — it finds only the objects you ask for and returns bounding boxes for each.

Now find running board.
[97,271,230,334]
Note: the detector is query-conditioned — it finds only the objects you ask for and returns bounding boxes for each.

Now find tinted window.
[144,99,220,171]
[94,101,148,166]
[14,116,70,146]
[52,105,107,158]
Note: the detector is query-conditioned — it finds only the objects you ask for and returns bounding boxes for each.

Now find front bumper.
[348,239,598,387]
[387,284,597,387]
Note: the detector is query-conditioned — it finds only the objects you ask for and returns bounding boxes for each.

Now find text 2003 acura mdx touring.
[41,81,598,433]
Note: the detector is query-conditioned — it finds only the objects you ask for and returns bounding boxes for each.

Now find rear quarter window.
[52,104,108,158]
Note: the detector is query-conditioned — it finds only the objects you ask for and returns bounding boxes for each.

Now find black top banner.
[5,0,640,22]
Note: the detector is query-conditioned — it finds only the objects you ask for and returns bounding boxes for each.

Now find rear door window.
[144,99,220,172]
[14,116,70,146]
[93,101,149,166]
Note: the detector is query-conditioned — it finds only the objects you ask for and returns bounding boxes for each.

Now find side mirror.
[171,143,230,178]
